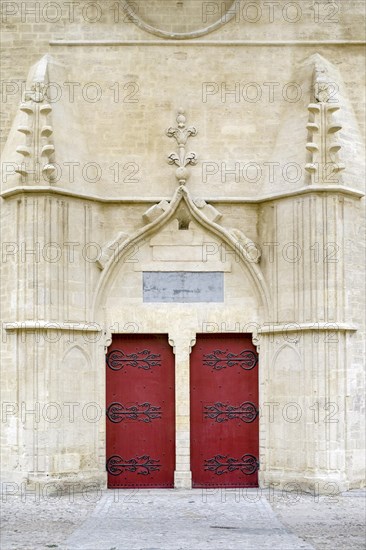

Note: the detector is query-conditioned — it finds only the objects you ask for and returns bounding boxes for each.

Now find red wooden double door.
[106,334,258,488]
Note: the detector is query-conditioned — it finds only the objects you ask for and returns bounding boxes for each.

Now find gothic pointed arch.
[62,345,92,369]
[271,343,303,371]
[93,185,271,317]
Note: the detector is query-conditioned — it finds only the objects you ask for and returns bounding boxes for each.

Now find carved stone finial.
[305,102,345,184]
[166,108,198,185]
[15,57,56,184]
[305,62,345,184]
[313,62,332,103]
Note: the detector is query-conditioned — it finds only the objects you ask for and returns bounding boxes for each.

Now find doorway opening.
[190,334,259,488]
[106,334,175,488]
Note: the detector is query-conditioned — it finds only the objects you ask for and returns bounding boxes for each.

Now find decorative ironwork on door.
[191,334,259,488]
[106,335,175,488]
[204,454,259,476]
[203,349,258,371]
[106,402,162,423]
[106,455,161,476]
[106,349,161,371]
[204,402,258,423]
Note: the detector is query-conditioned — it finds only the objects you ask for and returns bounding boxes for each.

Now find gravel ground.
[0,488,365,549]
[1,492,97,549]
[266,489,366,550]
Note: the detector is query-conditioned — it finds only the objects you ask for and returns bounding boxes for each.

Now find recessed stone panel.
[143,272,224,303]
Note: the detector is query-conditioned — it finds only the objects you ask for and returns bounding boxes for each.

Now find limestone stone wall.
[1,0,365,491]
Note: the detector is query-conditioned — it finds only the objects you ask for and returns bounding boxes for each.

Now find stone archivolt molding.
[122,0,237,40]
[96,231,129,271]
[92,183,271,317]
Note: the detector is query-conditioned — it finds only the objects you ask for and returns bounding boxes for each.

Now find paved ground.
[1,488,365,549]
[268,488,366,550]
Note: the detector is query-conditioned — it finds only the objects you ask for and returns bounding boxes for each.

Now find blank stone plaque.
[143,272,224,303]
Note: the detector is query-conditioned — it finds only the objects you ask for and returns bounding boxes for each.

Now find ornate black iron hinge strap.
[106,455,161,476]
[203,349,258,371]
[204,402,258,423]
[106,349,161,371]
[204,454,259,475]
[106,402,162,423]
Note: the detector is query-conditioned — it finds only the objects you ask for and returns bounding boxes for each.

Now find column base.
[174,470,192,489]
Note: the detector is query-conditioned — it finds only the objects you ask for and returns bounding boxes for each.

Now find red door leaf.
[106,334,175,488]
[190,334,259,488]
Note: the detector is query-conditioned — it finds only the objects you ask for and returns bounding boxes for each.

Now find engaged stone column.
[169,331,195,489]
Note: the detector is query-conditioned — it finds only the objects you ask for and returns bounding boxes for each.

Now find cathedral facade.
[1,1,365,492]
